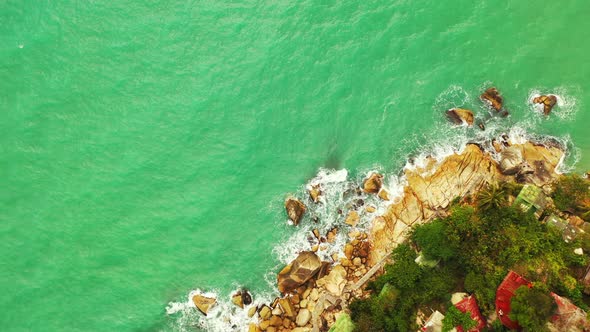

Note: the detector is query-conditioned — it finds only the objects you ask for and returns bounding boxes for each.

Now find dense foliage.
[350,182,589,332]
[553,174,590,221]
[509,284,556,332]
[441,305,476,332]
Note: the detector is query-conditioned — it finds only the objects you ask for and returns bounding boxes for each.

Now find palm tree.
[477,183,507,211]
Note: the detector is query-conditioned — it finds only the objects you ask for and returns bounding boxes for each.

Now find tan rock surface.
[369,142,564,265]
[192,294,216,316]
[285,198,306,225]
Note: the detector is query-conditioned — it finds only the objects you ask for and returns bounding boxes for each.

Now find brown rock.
[378,189,390,201]
[308,184,322,203]
[365,205,376,213]
[481,87,503,111]
[249,323,261,332]
[283,318,292,328]
[326,227,338,243]
[533,94,558,115]
[259,320,271,330]
[345,210,360,227]
[446,108,474,126]
[269,315,282,327]
[277,251,321,293]
[278,298,296,318]
[363,173,383,194]
[266,327,276,332]
[344,244,354,259]
[192,294,216,316]
[248,306,257,318]
[285,198,306,225]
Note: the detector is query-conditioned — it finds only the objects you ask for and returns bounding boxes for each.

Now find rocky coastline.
[189,88,574,332]
[192,134,565,332]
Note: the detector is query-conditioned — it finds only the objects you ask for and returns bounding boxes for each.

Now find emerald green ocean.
[2,1,589,331]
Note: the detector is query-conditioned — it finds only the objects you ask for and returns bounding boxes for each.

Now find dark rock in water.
[311,215,319,223]
[241,290,252,306]
[500,110,510,117]
[481,87,503,111]
[533,95,558,115]
[477,121,486,131]
[446,108,474,126]
[285,198,306,226]
[363,173,383,194]
[277,251,321,293]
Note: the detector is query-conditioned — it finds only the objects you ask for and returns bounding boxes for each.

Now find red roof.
[550,292,590,330]
[495,271,531,330]
[455,296,486,332]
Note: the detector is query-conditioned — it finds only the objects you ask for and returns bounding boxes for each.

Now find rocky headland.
[190,88,576,332]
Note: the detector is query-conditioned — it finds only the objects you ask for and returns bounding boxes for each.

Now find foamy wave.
[167,289,275,332]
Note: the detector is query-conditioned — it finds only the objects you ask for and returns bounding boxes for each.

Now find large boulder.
[285,198,306,225]
[315,265,347,297]
[277,251,321,293]
[192,294,216,316]
[231,289,253,308]
[481,87,503,111]
[499,146,523,175]
[363,173,383,194]
[446,108,474,126]
[533,95,557,115]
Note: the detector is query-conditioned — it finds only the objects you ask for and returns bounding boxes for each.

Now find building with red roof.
[454,295,486,332]
[495,271,531,330]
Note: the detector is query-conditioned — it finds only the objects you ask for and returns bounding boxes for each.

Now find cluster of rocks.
[446,87,559,129]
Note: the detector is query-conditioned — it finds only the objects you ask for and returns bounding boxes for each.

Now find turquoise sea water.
[2,1,590,331]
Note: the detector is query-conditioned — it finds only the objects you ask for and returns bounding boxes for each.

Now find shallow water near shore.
[2,1,590,331]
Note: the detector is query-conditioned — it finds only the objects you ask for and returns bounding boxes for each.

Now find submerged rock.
[481,87,503,111]
[363,173,383,194]
[446,108,474,126]
[345,211,360,227]
[285,198,306,226]
[277,251,321,293]
[533,94,558,115]
[192,294,216,316]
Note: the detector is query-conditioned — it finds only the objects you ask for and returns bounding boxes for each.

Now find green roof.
[514,184,547,211]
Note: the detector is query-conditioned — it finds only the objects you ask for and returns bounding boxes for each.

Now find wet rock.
[231,289,252,308]
[481,87,503,111]
[316,265,347,297]
[285,198,306,225]
[248,306,257,318]
[231,293,243,309]
[446,108,474,126]
[365,205,376,213]
[492,139,503,153]
[326,227,338,243]
[308,184,322,203]
[477,120,486,130]
[277,252,321,293]
[296,308,312,327]
[344,244,354,259]
[248,323,261,332]
[192,294,216,316]
[378,189,390,201]
[363,173,383,194]
[345,210,360,227]
[533,94,558,115]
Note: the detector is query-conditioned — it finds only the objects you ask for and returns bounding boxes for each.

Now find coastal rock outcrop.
[285,198,306,225]
[362,173,383,194]
[369,141,564,265]
[446,108,474,126]
[481,87,503,111]
[308,184,322,203]
[192,294,216,316]
[533,94,558,115]
[315,265,347,297]
[277,251,321,293]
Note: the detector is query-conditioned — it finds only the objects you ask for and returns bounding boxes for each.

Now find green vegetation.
[509,284,556,332]
[350,180,589,332]
[442,305,476,332]
[553,174,590,221]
